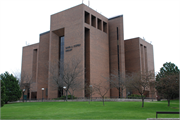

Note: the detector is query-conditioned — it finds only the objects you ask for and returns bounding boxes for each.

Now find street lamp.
[42,88,44,102]
[89,85,92,101]
[63,86,67,101]
[23,89,25,102]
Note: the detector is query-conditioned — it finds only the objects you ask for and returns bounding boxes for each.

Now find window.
[85,27,90,97]
[85,11,90,24]
[91,15,96,27]
[103,21,107,33]
[117,27,120,79]
[97,18,102,30]
[59,36,64,76]
[46,88,48,96]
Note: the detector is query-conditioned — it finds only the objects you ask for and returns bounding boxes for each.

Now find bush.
[128,94,145,99]
[67,95,76,99]
[1,80,6,107]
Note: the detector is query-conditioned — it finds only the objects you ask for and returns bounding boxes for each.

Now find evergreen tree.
[1,80,6,107]
[156,62,179,105]
[156,62,179,81]
[0,72,22,103]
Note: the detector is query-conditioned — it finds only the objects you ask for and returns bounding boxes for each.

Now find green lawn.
[1,100,179,119]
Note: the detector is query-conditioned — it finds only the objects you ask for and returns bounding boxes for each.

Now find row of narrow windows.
[85,11,107,33]
[140,44,148,74]
[140,44,147,48]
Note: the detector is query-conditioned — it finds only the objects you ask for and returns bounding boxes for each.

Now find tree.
[49,57,84,101]
[156,73,179,106]
[20,72,33,91]
[149,81,156,101]
[12,70,21,87]
[126,71,154,107]
[0,72,22,103]
[93,77,111,106]
[156,62,179,100]
[70,79,83,99]
[13,71,33,100]
[13,70,33,93]
[1,80,6,107]
[84,83,96,104]
[110,71,126,98]
[156,62,179,81]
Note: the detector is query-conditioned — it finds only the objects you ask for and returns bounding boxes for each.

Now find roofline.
[108,15,123,20]
[51,3,108,20]
[40,31,50,36]
[51,4,83,16]
[23,43,39,48]
[124,37,140,41]
[125,37,153,45]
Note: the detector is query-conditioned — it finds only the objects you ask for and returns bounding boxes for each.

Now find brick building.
[21,4,155,99]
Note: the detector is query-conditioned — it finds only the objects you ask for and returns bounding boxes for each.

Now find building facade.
[21,4,155,99]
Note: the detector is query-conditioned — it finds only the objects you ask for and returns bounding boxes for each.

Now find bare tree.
[20,72,33,91]
[13,70,37,100]
[49,64,64,97]
[93,77,111,106]
[110,71,126,98]
[49,57,84,101]
[149,81,156,101]
[69,78,83,99]
[84,83,96,104]
[155,73,179,106]
[126,71,154,107]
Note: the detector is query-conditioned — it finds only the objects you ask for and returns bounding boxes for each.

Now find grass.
[1,100,179,119]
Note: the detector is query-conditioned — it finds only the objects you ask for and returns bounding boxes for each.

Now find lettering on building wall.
[66,49,72,52]
[65,44,81,52]
[74,44,81,47]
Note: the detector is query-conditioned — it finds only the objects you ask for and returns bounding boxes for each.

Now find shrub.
[1,80,6,107]
[67,95,76,99]
[128,94,145,99]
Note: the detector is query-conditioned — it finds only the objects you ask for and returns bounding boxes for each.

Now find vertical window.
[85,11,90,24]
[91,15,96,27]
[117,27,120,97]
[58,87,63,97]
[32,49,37,82]
[117,27,120,78]
[97,18,102,30]
[103,21,107,33]
[59,36,64,75]
[46,88,48,96]
[117,27,119,40]
[140,44,144,73]
[58,36,64,97]
[85,27,90,98]
[144,46,148,73]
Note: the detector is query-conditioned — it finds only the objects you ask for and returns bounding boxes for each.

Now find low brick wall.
[14,98,157,103]
[69,98,157,102]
